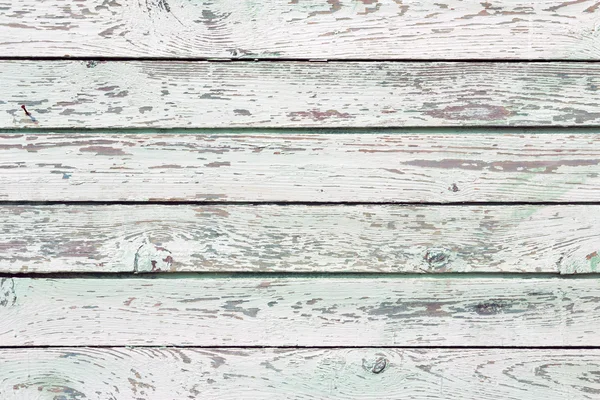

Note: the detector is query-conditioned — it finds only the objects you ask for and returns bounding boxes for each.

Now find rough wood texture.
[2,131,600,202]
[1,0,600,60]
[3,204,600,274]
[1,348,599,399]
[1,276,598,346]
[5,62,600,128]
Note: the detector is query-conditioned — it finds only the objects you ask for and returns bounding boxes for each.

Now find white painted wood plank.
[0,276,598,346]
[1,132,600,202]
[1,348,599,399]
[1,0,599,60]
[4,62,600,128]
[2,204,599,274]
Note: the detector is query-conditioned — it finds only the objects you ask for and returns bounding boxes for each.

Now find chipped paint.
[0,278,16,306]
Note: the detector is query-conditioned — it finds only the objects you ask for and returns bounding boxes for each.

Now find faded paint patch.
[79,146,129,156]
[405,159,600,174]
[309,0,342,17]
[428,104,511,121]
[586,251,600,272]
[358,0,382,15]
[205,161,231,168]
[148,164,183,169]
[288,109,353,121]
[223,300,259,317]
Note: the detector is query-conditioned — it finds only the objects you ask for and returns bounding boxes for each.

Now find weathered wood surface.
[1,276,598,346]
[5,62,600,128]
[2,132,600,202]
[1,0,600,60]
[1,348,599,400]
[2,204,600,274]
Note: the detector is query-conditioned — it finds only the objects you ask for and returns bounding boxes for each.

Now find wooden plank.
[1,131,600,202]
[4,61,600,128]
[2,204,600,274]
[1,348,599,399]
[1,1,599,60]
[1,276,598,346]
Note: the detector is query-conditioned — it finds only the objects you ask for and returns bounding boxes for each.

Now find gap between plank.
[2,56,600,63]
[3,201,600,206]
[0,345,599,350]
[4,126,600,134]
[0,272,598,279]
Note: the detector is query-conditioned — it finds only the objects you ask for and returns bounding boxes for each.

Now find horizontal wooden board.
[1,276,598,346]
[1,1,599,60]
[2,204,600,274]
[1,348,599,400]
[5,62,600,128]
[1,132,600,202]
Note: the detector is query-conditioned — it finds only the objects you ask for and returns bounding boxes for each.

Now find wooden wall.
[1,1,600,398]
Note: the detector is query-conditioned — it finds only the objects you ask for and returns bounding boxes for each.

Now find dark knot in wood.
[424,248,450,269]
[371,357,387,374]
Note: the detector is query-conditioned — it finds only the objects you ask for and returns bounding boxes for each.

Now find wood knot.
[371,357,387,374]
[474,302,504,315]
[0,278,16,307]
[448,183,460,192]
[424,248,451,269]
[363,357,388,374]
[133,239,174,273]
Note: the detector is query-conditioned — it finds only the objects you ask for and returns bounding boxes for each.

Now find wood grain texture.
[5,61,600,128]
[1,276,598,346]
[3,204,600,274]
[1,0,600,60]
[2,131,600,202]
[1,348,599,400]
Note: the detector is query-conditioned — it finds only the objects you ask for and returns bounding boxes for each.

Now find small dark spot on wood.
[234,109,252,116]
[59,352,79,359]
[86,60,98,68]
[449,183,459,192]
[139,106,153,114]
[202,9,216,20]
